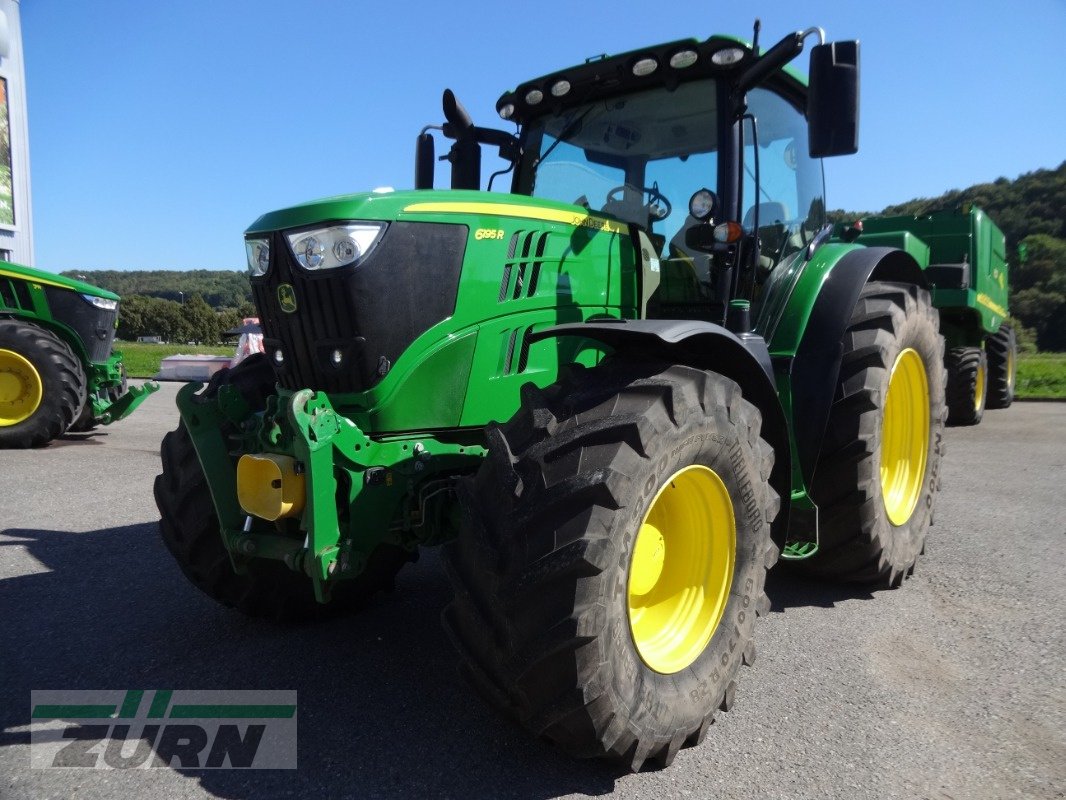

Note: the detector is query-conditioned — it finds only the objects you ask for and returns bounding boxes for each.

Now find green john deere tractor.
[155,27,1000,769]
[0,261,158,448]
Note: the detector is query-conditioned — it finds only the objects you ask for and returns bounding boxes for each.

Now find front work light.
[688,188,718,221]
[285,223,386,271]
[669,50,699,69]
[632,57,658,77]
[711,46,745,66]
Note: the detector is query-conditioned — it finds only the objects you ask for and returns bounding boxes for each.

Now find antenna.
[752,18,761,53]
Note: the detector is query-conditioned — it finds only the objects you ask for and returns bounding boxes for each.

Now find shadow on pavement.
[0,523,619,799]
[764,566,878,612]
[51,431,109,446]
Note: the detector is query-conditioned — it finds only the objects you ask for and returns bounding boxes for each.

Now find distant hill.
[829,160,1066,252]
[59,269,251,309]
[830,161,1066,350]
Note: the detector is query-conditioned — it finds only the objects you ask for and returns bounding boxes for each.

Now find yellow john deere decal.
[277,284,298,314]
[976,292,1008,318]
[0,268,71,292]
[403,202,629,235]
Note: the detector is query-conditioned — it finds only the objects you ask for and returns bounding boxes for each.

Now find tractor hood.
[243,189,616,235]
[0,260,120,301]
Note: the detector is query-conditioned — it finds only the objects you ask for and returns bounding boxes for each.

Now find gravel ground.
[1,383,1063,800]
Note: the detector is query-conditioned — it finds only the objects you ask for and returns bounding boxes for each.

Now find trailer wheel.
[945,346,987,426]
[801,281,945,586]
[443,360,779,770]
[0,319,86,448]
[985,323,1016,409]
[154,355,409,622]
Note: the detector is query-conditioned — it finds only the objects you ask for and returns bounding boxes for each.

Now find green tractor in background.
[154,26,1008,769]
[0,261,158,448]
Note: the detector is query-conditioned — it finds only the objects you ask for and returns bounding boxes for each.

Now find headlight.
[245,238,271,276]
[81,294,118,311]
[285,223,386,271]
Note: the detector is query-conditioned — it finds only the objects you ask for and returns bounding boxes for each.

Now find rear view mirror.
[414,132,435,189]
[807,41,859,158]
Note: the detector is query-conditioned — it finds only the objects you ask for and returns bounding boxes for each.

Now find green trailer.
[154,27,995,769]
[0,261,158,447]
[844,205,1016,423]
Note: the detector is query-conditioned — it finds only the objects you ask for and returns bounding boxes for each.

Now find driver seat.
[743,202,790,275]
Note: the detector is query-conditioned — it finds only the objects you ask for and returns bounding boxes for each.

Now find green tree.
[152,298,188,343]
[1014,234,1066,292]
[218,308,241,337]
[181,293,221,344]
[116,294,154,340]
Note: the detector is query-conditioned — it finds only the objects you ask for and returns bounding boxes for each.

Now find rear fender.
[529,319,791,546]
[780,246,926,483]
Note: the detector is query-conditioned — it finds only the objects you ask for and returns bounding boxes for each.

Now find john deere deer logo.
[277,284,297,314]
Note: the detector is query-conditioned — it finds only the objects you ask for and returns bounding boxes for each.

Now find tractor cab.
[417,31,858,328]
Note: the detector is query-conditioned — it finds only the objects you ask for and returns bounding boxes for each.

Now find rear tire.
[443,360,779,770]
[801,281,945,586]
[153,354,409,622]
[945,346,986,426]
[0,320,86,448]
[985,323,1016,409]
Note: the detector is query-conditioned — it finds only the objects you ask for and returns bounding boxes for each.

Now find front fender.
[529,319,791,546]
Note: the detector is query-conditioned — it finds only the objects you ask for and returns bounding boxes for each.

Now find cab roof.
[496,34,808,126]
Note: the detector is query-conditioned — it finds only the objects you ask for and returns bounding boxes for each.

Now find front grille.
[251,221,468,393]
[44,287,118,363]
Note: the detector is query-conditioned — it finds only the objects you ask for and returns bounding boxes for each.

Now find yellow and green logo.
[277,284,297,314]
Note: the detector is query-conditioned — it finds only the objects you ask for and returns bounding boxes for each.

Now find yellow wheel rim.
[880,348,930,526]
[975,358,986,412]
[0,348,43,426]
[627,464,736,674]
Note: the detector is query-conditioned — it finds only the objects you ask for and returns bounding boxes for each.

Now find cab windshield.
[517,79,720,245]
[516,77,826,279]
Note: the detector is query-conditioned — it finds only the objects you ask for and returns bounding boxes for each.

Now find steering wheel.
[605,183,672,221]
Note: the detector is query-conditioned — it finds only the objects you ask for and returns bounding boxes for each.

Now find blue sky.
[22,0,1066,272]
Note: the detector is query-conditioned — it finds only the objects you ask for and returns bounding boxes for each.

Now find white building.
[0,0,31,265]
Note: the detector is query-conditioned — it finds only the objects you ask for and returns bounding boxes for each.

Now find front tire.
[803,281,946,586]
[443,361,779,770]
[0,320,86,448]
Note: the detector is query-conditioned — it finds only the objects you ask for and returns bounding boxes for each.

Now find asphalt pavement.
[1,383,1063,799]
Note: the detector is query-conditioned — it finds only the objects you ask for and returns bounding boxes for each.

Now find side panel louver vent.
[0,278,34,312]
[499,325,534,375]
[497,230,551,303]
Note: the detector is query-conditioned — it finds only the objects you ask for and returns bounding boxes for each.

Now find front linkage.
[175,380,483,603]
[83,353,159,426]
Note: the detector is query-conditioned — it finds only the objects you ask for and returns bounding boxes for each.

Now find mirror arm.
[736,31,805,93]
